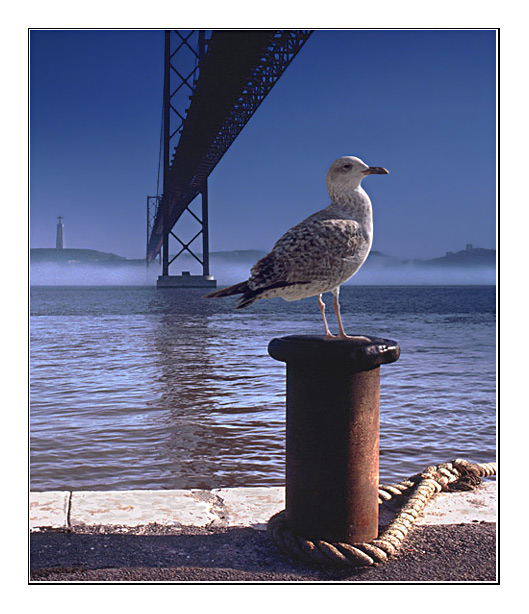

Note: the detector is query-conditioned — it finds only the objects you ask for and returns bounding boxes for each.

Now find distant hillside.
[366,250,401,264]
[30,248,145,266]
[422,246,495,267]
[208,250,267,262]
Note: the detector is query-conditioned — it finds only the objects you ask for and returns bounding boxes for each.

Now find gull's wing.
[248,218,363,291]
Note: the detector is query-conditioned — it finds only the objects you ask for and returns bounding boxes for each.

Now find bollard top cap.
[268,335,400,370]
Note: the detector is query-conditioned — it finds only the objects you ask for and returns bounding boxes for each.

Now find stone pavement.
[30,482,496,532]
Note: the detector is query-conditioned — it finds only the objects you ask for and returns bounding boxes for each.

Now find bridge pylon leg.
[202,181,210,278]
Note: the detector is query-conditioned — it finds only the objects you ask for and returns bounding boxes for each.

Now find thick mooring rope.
[267,459,496,568]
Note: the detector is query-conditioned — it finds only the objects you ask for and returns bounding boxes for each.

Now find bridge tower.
[154,30,214,289]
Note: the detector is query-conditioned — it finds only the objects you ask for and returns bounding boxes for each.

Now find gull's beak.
[362,167,389,175]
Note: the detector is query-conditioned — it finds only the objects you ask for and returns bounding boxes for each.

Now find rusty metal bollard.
[268,335,400,545]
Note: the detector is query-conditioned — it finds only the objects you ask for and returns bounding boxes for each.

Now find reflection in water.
[149,292,286,489]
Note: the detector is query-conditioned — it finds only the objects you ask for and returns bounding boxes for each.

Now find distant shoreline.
[30,246,496,268]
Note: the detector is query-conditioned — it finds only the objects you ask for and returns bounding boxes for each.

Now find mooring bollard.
[268,335,400,545]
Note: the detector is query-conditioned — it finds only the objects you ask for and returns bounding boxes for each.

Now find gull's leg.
[318,294,335,339]
[331,287,349,339]
[332,287,370,341]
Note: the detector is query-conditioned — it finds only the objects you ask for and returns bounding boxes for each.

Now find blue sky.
[30,29,496,260]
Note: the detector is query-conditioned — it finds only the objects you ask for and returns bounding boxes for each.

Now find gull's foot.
[337,333,371,342]
[324,332,337,339]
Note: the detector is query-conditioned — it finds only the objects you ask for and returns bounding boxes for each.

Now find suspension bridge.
[146,29,313,288]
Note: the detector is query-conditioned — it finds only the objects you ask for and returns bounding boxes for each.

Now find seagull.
[205,156,388,339]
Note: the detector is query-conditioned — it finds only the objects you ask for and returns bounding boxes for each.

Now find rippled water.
[30,285,496,491]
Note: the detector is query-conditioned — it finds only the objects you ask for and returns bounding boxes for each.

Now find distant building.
[56,216,65,250]
[446,251,454,257]
[466,243,473,251]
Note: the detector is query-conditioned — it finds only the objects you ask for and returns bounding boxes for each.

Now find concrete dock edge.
[30,482,496,532]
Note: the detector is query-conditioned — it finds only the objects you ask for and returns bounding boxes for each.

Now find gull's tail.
[203,281,259,309]
[205,279,311,309]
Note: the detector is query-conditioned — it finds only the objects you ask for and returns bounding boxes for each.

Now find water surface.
[30,285,496,490]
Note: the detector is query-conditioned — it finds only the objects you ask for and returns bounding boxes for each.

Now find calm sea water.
[30,285,496,491]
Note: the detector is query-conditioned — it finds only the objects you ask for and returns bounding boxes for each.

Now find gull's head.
[326,156,389,201]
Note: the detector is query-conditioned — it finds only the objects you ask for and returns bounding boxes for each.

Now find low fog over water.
[30,254,495,287]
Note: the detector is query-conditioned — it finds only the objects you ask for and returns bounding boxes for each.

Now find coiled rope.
[267,459,496,568]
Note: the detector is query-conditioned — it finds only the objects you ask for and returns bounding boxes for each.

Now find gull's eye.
[343,163,352,170]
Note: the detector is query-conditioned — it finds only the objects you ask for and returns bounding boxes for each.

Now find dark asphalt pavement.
[30,522,497,583]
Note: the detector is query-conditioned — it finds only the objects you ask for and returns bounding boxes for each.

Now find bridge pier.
[157,180,217,289]
[157,273,216,289]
